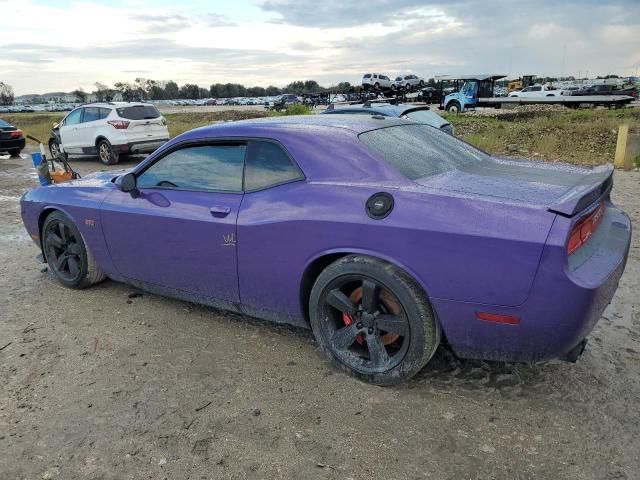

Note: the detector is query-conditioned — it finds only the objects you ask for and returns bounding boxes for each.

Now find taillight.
[10,129,23,138]
[567,202,605,255]
[107,120,130,129]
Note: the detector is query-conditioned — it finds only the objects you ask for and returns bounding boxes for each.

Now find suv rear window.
[359,125,488,179]
[116,105,160,120]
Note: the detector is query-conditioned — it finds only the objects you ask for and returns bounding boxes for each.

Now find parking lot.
[0,148,639,479]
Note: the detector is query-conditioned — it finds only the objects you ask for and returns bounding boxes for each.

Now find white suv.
[50,102,170,165]
[361,73,392,90]
[392,74,425,91]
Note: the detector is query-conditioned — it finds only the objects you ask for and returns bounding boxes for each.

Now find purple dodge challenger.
[20,115,631,384]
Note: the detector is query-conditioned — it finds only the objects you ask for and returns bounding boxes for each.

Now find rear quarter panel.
[237,181,555,325]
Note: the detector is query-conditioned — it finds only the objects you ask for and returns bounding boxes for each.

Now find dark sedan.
[322,103,454,135]
[0,118,26,156]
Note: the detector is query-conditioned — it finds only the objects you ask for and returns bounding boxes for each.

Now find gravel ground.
[0,149,639,480]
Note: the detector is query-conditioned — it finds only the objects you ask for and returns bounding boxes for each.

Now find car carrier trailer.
[437,75,635,113]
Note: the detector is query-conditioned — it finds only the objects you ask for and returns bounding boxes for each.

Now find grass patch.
[445,107,640,165]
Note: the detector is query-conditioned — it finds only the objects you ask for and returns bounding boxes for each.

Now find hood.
[414,157,613,215]
[54,170,125,188]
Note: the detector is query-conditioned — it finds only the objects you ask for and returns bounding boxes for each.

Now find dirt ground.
[1,148,639,480]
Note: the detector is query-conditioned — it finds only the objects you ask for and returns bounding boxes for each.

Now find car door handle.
[210,205,231,217]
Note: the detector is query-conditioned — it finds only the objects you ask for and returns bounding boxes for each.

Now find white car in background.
[508,84,565,97]
[50,102,170,165]
[362,73,392,90]
[391,74,425,91]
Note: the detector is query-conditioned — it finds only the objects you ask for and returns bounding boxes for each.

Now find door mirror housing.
[118,172,139,198]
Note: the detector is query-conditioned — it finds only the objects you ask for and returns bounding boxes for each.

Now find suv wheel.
[97,139,119,165]
[49,140,62,159]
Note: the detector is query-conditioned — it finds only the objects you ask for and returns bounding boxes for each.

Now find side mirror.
[119,172,139,198]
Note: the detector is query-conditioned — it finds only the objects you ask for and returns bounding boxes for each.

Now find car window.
[116,105,160,120]
[359,124,488,180]
[395,77,402,81]
[363,74,371,78]
[99,108,111,119]
[0,119,10,127]
[82,107,101,123]
[63,108,83,126]
[531,86,542,91]
[137,144,246,192]
[381,75,389,80]
[244,141,303,191]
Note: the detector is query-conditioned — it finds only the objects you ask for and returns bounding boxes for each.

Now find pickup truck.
[508,84,564,98]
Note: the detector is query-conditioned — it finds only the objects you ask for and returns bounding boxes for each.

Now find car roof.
[190,114,410,136]
[82,102,155,108]
[322,103,427,117]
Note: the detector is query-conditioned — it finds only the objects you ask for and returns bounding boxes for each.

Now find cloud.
[206,13,236,27]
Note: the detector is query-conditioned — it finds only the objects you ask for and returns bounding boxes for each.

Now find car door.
[58,108,84,153]
[100,142,246,303]
[236,140,306,318]
[74,107,101,154]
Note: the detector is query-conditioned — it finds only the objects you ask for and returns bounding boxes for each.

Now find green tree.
[0,82,15,105]
[164,81,179,99]
[72,88,88,103]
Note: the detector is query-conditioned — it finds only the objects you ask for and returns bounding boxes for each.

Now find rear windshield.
[116,105,160,120]
[0,119,10,127]
[359,124,488,179]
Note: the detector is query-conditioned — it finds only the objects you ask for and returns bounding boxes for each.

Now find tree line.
[85,79,360,102]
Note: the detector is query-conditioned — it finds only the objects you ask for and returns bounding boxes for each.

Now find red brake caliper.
[342,312,366,345]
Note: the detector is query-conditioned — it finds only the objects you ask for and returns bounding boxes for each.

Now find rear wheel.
[9,149,21,157]
[310,255,440,385]
[97,139,119,165]
[42,211,106,289]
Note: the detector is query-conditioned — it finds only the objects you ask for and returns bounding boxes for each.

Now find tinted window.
[138,144,246,192]
[531,86,541,91]
[82,107,101,123]
[116,105,160,120]
[363,74,371,78]
[99,108,111,119]
[380,75,390,80]
[64,108,83,126]
[359,125,488,179]
[244,141,303,191]
[395,77,402,81]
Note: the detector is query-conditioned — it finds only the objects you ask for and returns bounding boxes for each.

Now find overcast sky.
[1,0,639,95]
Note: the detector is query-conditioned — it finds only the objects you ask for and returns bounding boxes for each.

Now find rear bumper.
[0,137,26,152]
[434,203,632,363]
[116,138,168,155]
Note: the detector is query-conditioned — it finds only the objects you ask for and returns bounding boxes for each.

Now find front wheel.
[42,211,106,289]
[49,140,62,159]
[446,102,460,114]
[310,255,440,385]
[97,139,119,165]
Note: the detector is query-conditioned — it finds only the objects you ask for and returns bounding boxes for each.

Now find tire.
[419,80,425,87]
[97,139,119,165]
[9,149,21,157]
[49,140,62,159]
[42,211,106,289]
[446,102,461,114]
[309,255,440,385]
[374,82,380,89]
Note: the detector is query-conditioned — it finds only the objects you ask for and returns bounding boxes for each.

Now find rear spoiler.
[548,164,614,217]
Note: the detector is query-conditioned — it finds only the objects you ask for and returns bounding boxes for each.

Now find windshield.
[359,124,488,179]
[0,119,10,127]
